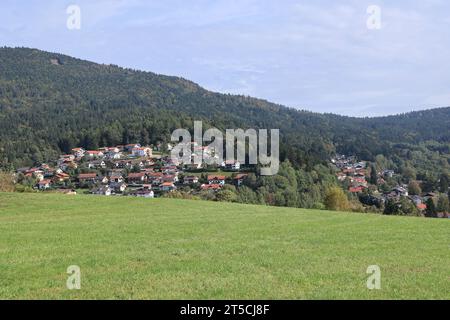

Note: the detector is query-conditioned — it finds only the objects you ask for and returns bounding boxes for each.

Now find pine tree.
[370,164,378,185]
[426,198,436,216]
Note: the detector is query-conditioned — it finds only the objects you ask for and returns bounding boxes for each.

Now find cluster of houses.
[16,143,248,198]
[331,154,438,213]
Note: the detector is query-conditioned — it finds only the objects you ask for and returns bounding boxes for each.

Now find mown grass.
[0,192,448,299]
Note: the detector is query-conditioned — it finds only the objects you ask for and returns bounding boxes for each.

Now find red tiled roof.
[128,172,145,178]
[201,184,222,190]
[349,186,364,193]
[149,172,164,177]
[208,175,226,180]
[417,203,427,210]
[78,173,97,179]
[161,182,174,187]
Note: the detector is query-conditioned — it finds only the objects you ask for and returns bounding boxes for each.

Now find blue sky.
[1,0,450,116]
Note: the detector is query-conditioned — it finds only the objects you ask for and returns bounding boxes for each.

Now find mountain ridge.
[3,46,447,119]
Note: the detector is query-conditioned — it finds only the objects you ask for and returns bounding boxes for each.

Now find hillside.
[0,47,449,171]
[0,192,448,299]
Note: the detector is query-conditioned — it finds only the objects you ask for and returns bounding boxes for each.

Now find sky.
[1,0,450,116]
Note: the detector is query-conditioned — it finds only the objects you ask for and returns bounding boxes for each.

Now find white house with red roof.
[207,175,226,185]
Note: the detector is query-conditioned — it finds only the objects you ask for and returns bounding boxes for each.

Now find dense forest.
[1,47,449,170]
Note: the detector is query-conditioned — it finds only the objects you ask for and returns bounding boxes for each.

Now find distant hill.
[0,47,449,171]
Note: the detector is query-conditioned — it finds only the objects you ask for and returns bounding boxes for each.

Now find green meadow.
[0,192,448,299]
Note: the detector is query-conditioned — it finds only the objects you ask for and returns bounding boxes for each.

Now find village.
[12,144,448,218]
[331,154,446,216]
[14,143,249,198]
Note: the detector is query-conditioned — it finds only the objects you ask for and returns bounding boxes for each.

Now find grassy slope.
[0,192,448,300]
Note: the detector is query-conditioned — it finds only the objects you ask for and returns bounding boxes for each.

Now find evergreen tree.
[370,164,378,185]
[426,198,437,216]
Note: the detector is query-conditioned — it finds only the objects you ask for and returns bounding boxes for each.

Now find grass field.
[0,192,448,299]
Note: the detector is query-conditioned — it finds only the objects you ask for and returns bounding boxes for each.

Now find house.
[409,195,423,206]
[124,143,141,152]
[71,147,85,158]
[201,183,222,191]
[160,182,176,192]
[207,175,226,185]
[38,179,52,190]
[85,150,104,158]
[393,186,408,197]
[351,177,368,187]
[32,170,45,181]
[147,172,164,185]
[342,168,355,175]
[233,174,248,187]
[184,176,199,184]
[383,170,395,178]
[111,182,127,193]
[161,165,178,174]
[133,161,145,169]
[17,167,31,174]
[355,162,366,169]
[91,186,112,196]
[58,154,75,163]
[97,176,109,184]
[222,160,240,170]
[143,159,155,168]
[132,147,152,157]
[113,160,133,169]
[59,160,78,171]
[88,160,106,169]
[43,169,56,178]
[105,150,122,160]
[134,189,154,198]
[185,163,203,171]
[349,186,364,193]
[127,172,146,184]
[109,173,124,184]
[53,172,70,183]
[78,173,97,184]
[40,163,50,170]
[107,151,122,160]
[354,169,366,177]
[162,174,178,183]
[417,203,427,211]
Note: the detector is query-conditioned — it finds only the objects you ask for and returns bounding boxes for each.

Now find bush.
[0,172,15,192]
[324,187,350,211]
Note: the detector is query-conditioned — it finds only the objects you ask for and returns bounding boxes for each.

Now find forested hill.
[0,47,449,171]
